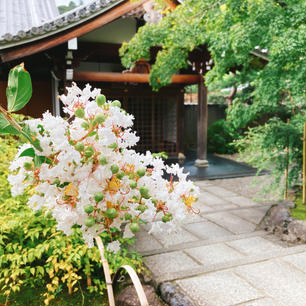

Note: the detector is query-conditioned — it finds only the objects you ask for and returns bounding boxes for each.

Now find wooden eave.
[0,0,150,63]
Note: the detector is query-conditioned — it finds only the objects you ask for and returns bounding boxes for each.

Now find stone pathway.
[133,180,306,306]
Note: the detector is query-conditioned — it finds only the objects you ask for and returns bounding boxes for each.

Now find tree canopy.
[120,0,306,190]
[120,0,306,110]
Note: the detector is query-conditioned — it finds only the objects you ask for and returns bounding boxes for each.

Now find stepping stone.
[226,236,283,256]
[198,191,229,205]
[203,185,238,197]
[205,212,256,234]
[152,228,199,247]
[239,298,280,306]
[235,258,306,306]
[227,196,258,207]
[133,231,163,253]
[281,252,306,273]
[194,181,212,189]
[176,270,263,306]
[231,207,267,224]
[194,201,214,213]
[185,243,245,265]
[145,251,200,275]
[184,220,233,239]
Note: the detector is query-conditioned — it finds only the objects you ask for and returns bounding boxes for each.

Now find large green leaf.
[6,63,32,112]
[0,113,20,135]
[19,147,35,158]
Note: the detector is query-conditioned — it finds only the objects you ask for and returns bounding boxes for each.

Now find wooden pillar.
[195,75,209,167]
[176,88,185,158]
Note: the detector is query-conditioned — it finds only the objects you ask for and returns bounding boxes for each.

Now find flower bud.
[84,204,94,214]
[116,171,125,179]
[139,186,150,199]
[96,94,106,106]
[94,192,104,203]
[84,146,94,157]
[136,167,146,177]
[110,165,119,174]
[130,181,137,189]
[75,107,85,118]
[93,113,106,125]
[105,208,117,219]
[129,222,140,233]
[111,100,121,108]
[85,216,95,227]
[99,157,108,165]
[75,142,84,152]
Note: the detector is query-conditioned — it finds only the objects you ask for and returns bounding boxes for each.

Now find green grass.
[0,285,108,306]
[291,195,306,220]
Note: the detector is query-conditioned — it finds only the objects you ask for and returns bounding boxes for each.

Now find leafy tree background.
[57,1,83,14]
[120,0,306,192]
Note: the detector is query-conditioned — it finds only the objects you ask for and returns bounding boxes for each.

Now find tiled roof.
[0,0,124,50]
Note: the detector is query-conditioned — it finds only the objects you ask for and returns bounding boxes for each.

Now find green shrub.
[0,135,143,305]
[207,119,237,154]
[235,115,304,194]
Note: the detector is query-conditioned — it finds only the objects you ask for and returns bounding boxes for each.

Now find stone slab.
[231,207,267,224]
[238,298,280,306]
[184,220,233,239]
[194,201,214,213]
[145,251,200,275]
[228,196,258,207]
[176,270,263,306]
[152,228,199,247]
[194,181,213,189]
[281,252,306,273]
[235,258,306,306]
[181,212,205,223]
[133,231,163,253]
[206,212,256,234]
[198,191,229,206]
[186,243,245,265]
[226,236,283,256]
[155,241,306,283]
[203,185,239,197]
[205,203,240,211]
[142,231,267,257]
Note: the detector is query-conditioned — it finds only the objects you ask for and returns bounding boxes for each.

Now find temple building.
[0,0,209,166]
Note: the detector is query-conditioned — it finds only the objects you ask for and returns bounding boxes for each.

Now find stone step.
[151,244,306,284]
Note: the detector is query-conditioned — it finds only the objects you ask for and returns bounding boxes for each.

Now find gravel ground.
[208,154,282,203]
[208,175,279,203]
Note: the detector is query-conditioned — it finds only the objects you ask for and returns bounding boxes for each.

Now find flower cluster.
[8,83,199,249]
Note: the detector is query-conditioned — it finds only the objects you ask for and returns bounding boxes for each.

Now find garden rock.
[258,205,291,231]
[159,282,196,306]
[258,202,306,244]
[285,220,306,243]
[116,285,163,306]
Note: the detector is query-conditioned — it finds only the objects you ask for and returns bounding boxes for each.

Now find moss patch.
[291,195,306,221]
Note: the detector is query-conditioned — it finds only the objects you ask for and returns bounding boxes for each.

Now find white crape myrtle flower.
[8,83,200,253]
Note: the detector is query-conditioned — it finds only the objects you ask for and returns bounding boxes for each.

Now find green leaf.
[6,63,32,112]
[0,113,20,135]
[19,147,35,158]
[21,124,43,152]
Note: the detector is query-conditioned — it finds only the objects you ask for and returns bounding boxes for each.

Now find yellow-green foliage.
[0,135,143,305]
[291,195,306,221]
